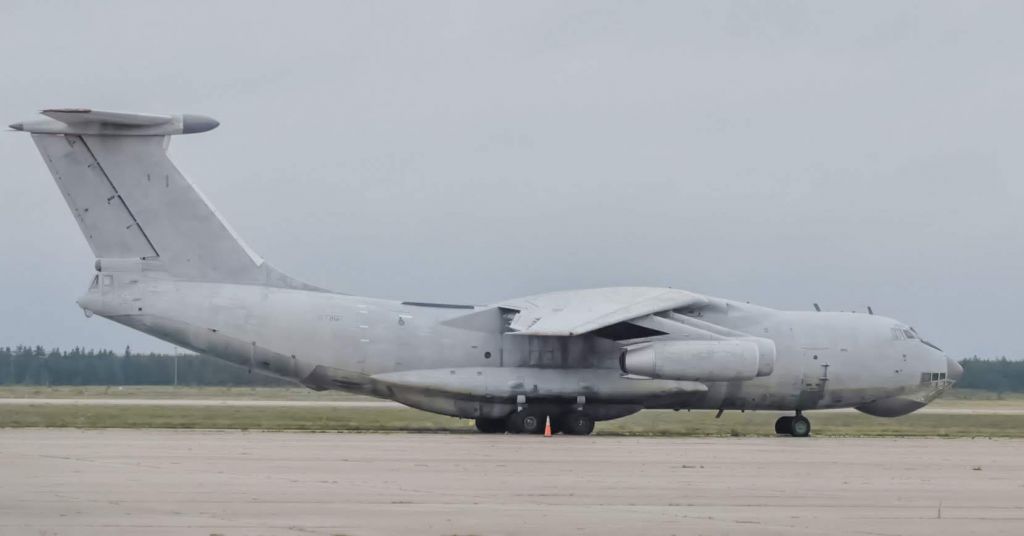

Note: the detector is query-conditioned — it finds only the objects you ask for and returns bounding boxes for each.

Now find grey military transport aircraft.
[11,109,962,436]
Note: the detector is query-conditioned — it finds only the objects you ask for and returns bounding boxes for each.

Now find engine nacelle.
[621,339,775,382]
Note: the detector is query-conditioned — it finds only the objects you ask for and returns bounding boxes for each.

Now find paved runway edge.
[2,429,1023,536]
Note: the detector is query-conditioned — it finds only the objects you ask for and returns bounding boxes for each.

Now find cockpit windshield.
[892,326,916,340]
[892,325,943,351]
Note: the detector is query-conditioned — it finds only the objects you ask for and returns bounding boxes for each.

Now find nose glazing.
[946,357,964,383]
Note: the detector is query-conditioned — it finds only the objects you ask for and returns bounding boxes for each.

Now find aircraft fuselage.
[79,272,957,422]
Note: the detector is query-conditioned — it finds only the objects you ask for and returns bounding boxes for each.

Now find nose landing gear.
[775,411,811,437]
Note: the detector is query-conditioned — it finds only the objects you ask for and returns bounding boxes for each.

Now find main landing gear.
[474,409,595,435]
[474,417,506,434]
[775,411,811,437]
[506,409,546,434]
[559,411,595,436]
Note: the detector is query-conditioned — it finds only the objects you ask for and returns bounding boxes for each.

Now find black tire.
[506,410,545,434]
[504,412,524,434]
[562,411,595,436]
[519,412,545,434]
[790,415,811,437]
[775,416,793,435]
[475,418,506,434]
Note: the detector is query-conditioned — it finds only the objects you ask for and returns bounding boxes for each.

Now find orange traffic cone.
[544,416,552,437]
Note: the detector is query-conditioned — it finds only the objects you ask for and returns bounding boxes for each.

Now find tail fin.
[12,108,320,290]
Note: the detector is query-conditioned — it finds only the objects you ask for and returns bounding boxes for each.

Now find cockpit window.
[894,325,943,351]
[89,275,99,290]
[893,326,919,341]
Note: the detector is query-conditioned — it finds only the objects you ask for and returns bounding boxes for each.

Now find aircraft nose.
[946,357,964,383]
[76,292,101,316]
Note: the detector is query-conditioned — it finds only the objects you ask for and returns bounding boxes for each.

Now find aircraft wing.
[499,287,708,336]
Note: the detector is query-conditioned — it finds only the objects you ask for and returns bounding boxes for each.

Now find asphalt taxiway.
[1,429,1022,535]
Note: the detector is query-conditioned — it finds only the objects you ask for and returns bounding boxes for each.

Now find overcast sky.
[1,1,1021,358]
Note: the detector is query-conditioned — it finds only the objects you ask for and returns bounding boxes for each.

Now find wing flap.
[501,287,708,336]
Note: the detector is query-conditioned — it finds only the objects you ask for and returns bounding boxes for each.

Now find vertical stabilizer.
[14,109,320,290]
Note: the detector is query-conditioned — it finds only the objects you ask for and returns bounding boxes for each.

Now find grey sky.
[1,1,1021,358]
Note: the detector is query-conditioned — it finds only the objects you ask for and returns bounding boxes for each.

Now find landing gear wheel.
[789,415,811,437]
[774,416,793,435]
[561,411,595,436]
[507,410,546,434]
[475,418,506,434]
[505,412,523,434]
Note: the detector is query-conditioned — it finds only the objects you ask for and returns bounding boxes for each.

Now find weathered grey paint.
[14,109,962,426]
[621,339,767,382]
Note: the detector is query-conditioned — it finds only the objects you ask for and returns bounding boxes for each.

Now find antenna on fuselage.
[813,303,821,312]
[867,306,874,315]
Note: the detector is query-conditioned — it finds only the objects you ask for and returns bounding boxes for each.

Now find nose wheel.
[775,413,811,437]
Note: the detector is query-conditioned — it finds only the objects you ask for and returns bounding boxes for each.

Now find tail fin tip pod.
[13,108,321,292]
[181,114,220,134]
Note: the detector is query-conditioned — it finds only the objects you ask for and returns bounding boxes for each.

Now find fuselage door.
[796,348,830,409]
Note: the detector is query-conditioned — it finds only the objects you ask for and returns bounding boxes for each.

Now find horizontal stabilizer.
[42,109,173,126]
[10,108,218,136]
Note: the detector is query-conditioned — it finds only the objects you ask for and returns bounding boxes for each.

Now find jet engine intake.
[621,339,773,382]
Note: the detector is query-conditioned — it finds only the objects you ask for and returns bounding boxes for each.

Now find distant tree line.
[956,357,1024,393]
[0,346,1021,392]
[0,346,291,387]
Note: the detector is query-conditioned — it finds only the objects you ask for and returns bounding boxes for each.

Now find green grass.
[941,388,1024,400]
[1,385,1023,437]
[0,385,371,401]
[2,385,1014,402]
[0,405,463,432]
[2,403,1024,437]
